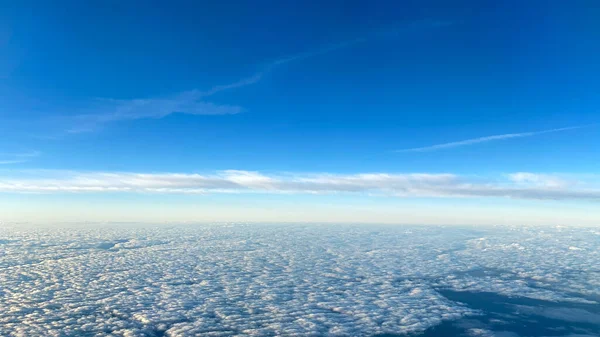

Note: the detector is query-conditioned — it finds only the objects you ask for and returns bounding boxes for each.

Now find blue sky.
[1,1,599,224]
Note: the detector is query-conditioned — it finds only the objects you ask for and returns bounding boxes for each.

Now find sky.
[0,0,599,225]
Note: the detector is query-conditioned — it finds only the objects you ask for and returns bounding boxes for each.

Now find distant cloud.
[0,151,39,165]
[396,126,589,152]
[67,20,450,133]
[1,169,598,201]
[509,172,569,189]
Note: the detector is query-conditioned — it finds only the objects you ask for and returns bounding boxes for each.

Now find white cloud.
[1,170,599,201]
[1,224,598,336]
[0,224,480,336]
[509,172,569,189]
[396,126,590,152]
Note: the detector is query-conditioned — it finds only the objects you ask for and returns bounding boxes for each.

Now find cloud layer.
[1,224,598,336]
[1,170,598,201]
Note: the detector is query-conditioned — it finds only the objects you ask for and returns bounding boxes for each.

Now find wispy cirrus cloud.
[395,126,590,153]
[65,20,451,133]
[0,151,39,165]
[65,40,368,133]
[67,97,244,133]
[1,169,598,201]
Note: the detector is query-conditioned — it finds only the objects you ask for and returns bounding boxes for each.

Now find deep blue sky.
[1,1,599,224]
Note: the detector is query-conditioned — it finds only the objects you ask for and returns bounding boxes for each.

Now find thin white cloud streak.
[68,40,364,132]
[67,98,243,133]
[69,20,449,132]
[270,37,368,67]
[0,151,39,165]
[1,170,599,201]
[396,126,589,152]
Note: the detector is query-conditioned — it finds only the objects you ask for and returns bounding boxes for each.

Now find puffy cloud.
[0,224,598,336]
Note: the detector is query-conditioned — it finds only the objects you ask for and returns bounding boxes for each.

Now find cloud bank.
[1,224,598,336]
[1,170,598,201]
